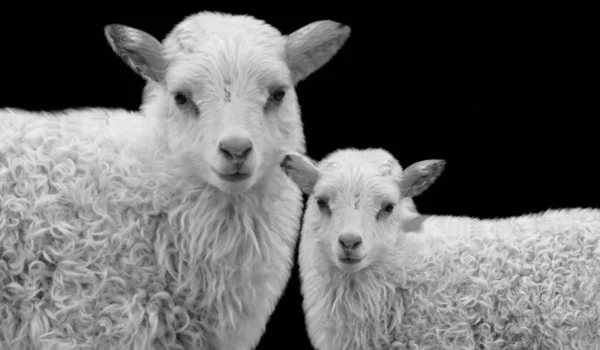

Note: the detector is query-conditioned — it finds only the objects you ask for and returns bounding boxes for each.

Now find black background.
[0,3,597,349]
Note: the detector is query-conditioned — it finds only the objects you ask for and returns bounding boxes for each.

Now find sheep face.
[281,149,445,273]
[104,12,351,193]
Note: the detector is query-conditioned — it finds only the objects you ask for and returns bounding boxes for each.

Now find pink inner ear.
[400,169,421,195]
[285,21,350,84]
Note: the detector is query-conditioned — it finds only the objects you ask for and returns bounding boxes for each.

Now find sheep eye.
[383,203,395,213]
[269,88,286,104]
[174,92,189,106]
[316,197,329,211]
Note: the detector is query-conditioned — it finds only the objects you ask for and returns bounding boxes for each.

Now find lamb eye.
[174,92,189,106]
[269,88,286,103]
[377,203,395,220]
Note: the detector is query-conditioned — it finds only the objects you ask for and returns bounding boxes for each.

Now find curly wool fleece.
[0,109,302,349]
[284,147,600,350]
[301,208,600,350]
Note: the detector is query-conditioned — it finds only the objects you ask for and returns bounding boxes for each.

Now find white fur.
[281,148,600,350]
[0,11,350,350]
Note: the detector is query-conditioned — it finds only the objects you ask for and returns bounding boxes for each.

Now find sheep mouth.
[338,256,364,265]
[214,169,252,182]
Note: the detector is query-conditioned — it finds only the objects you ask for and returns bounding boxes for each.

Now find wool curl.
[0,106,302,350]
[296,150,600,350]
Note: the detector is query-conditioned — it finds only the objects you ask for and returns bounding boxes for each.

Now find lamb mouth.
[338,256,364,265]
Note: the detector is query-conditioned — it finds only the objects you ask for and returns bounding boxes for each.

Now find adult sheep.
[0,11,350,350]
[280,148,600,350]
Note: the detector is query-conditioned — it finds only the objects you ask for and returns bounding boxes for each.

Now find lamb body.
[281,148,600,350]
[0,11,350,350]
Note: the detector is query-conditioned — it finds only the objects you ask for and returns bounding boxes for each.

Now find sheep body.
[0,105,301,350]
[281,148,600,350]
[0,11,351,350]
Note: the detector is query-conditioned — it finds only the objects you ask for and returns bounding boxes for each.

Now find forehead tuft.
[315,148,402,198]
[320,148,401,174]
[162,13,287,76]
[165,12,284,50]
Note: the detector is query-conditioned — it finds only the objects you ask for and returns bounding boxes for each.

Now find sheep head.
[280,149,445,273]
[104,12,351,194]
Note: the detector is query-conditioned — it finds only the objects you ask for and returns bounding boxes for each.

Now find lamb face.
[104,12,351,194]
[281,149,446,273]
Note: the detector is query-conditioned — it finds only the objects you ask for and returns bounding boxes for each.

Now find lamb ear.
[280,152,320,194]
[104,24,167,83]
[399,160,446,198]
[285,20,351,85]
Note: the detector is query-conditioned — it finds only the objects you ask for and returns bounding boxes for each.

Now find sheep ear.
[104,24,167,83]
[285,20,351,85]
[280,152,320,194]
[399,160,446,198]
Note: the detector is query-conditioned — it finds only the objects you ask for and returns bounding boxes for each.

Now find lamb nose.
[338,233,362,250]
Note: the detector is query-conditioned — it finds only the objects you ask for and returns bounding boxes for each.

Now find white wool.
[0,11,350,350]
[281,148,600,350]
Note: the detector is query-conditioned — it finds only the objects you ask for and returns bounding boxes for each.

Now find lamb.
[280,148,600,350]
[0,11,350,350]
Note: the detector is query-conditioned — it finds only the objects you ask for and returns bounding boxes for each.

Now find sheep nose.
[219,135,253,162]
[338,233,362,250]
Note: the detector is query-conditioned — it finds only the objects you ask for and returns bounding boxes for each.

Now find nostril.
[219,143,234,160]
[241,144,253,158]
